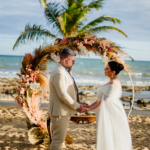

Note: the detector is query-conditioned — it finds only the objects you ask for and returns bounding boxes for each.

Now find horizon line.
[0,54,150,62]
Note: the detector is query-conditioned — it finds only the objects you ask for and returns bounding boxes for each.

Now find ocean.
[0,55,150,87]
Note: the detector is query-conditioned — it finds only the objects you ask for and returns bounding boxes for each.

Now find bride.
[85,61,132,150]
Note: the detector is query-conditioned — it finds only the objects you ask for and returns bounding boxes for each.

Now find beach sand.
[0,78,150,149]
[0,105,150,150]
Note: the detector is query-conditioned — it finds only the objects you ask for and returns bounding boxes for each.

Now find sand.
[0,78,150,149]
[0,105,150,150]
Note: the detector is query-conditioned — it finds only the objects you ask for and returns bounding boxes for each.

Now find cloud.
[0,0,42,17]
[0,0,150,60]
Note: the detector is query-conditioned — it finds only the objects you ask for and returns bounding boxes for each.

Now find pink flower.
[77,42,83,47]
[99,43,103,48]
[73,40,79,45]
[84,39,88,44]
[60,38,69,45]
[106,43,110,47]
[25,75,29,78]
[20,88,26,95]
[88,40,95,46]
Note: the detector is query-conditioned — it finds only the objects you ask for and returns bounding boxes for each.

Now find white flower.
[102,52,109,66]
[51,53,60,62]
[78,46,89,56]
[74,50,78,55]
[30,82,40,90]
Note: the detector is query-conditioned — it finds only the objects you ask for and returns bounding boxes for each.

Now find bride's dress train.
[96,84,132,150]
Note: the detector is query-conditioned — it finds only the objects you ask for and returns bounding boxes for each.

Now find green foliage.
[89,26,128,37]
[13,24,56,50]
[13,0,127,50]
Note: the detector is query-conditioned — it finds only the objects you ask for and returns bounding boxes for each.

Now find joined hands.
[77,102,91,113]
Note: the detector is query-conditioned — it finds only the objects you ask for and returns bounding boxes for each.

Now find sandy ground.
[0,78,150,149]
[0,105,150,150]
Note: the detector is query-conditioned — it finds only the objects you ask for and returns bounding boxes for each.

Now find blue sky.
[0,0,150,61]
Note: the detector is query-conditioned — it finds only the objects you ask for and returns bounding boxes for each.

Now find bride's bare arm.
[85,100,97,108]
[85,100,101,111]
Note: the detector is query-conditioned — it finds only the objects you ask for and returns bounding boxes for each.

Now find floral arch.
[15,32,134,145]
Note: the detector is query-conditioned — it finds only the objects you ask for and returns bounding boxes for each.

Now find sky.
[0,0,150,61]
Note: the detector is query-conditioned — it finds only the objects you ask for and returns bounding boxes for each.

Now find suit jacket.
[48,63,80,116]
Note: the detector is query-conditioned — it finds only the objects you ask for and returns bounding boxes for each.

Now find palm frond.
[66,0,74,7]
[45,2,63,35]
[89,26,128,37]
[59,3,77,35]
[13,24,56,50]
[76,0,84,7]
[79,15,121,34]
[64,3,89,36]
[68,10,88,35]
[83,0,104,11]
[39,0,47,8]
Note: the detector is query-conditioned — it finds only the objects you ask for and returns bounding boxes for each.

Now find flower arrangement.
[15,63,47,129]
[15,31,133,145]
[52,32,133,72]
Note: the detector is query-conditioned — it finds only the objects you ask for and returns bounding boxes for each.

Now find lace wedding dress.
[96,84,132,150]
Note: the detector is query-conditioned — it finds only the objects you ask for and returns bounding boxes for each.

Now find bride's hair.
[108,61,124,75]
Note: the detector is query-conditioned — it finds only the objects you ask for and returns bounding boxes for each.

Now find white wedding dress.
[95,84,132,150]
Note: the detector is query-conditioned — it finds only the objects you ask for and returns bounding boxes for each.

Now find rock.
[79,95,97,101]
[79,91,96,97]
[120,95,136,102]
[122,86,150,92]
[120,96,130,102]
[78,86,100,90]
[137,99,149,107]
[128,95,136,99]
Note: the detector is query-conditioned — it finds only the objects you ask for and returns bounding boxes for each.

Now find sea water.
[0,55,150,87]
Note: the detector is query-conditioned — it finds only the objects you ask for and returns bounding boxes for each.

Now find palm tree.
[13,0,127,50]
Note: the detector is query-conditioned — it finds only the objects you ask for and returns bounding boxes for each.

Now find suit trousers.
[50,116,71,150]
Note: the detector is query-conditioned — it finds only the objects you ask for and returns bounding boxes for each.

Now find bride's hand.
[80,102,89,107]
[85,107,90,112]
[84,105,91,108]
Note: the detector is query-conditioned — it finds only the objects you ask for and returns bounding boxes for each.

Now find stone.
[79,91,96,97]
[137,99,149,107]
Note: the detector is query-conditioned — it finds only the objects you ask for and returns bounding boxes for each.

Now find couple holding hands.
[48,48,132,150]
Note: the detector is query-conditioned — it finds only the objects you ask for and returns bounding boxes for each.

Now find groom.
[48,48,86,150]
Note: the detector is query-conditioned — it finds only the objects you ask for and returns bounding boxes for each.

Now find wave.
[76,72,150,77]
[75,79,108,85]
[80,71,100,76]
[75,78,150,86]
[0,71,18,75]
[120,72,150,77]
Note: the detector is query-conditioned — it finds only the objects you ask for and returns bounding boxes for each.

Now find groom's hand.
[78,104,86,113]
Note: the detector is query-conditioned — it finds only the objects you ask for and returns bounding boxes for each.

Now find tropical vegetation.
[13,0,127,50]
